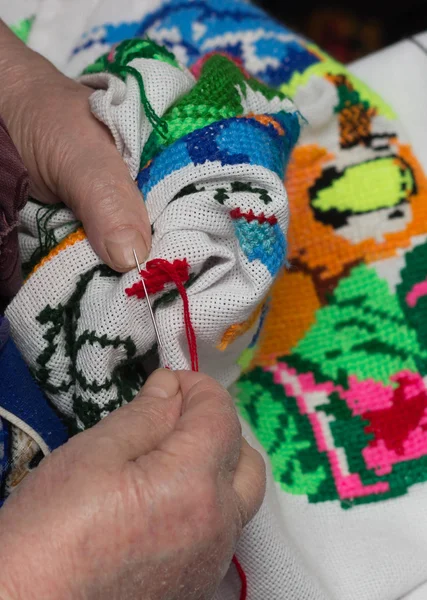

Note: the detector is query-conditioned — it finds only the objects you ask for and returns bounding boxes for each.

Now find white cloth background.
[350,33,427,173]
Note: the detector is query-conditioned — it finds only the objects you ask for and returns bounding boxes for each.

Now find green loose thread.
[36,204,59,254]
[106,63,168,139]
[22,202,65,278]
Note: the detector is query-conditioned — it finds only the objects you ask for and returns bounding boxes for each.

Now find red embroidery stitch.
[148,258,198,372]
[230,207,278,225]
[125,258,190,298]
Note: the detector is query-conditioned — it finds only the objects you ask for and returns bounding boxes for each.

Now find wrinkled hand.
[0,21,150,271]
[0,369,265,600]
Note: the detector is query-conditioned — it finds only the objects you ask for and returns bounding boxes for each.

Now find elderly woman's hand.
[0,20,150,271]
[0,369,265,600]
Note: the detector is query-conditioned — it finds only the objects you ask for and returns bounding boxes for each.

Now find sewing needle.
[133,248,163,352]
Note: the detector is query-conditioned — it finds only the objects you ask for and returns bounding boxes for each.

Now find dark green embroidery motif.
[170,184,205,203]
[213,181,273,205]
[34,259,204,431]
[22,202,79,278]
[168,181,273,206]
[34,265,159,431]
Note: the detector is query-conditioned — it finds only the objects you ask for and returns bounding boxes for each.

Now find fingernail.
[105,228,148,270]
[142,369,180,399]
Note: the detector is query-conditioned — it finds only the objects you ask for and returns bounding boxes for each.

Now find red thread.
[230,207,277,226]
[125,258,190,298]
[133,258,198,372]
[232,556,247,600]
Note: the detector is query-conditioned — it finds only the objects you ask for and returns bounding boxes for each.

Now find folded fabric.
[7,39,301,433]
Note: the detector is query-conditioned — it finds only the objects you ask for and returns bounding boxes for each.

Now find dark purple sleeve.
[0,117,29,311]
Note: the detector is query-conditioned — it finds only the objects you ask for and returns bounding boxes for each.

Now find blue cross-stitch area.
[234,220,286,277]
[137,113,298,198]
[70,0,320,86]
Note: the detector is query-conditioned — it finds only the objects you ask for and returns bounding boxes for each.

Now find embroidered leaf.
[237,369,331,497]
[294,265,427,383]
[34,265,159,432]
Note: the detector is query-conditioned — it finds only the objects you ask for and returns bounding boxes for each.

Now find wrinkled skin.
[0,370,266,600]
[0,19,150,271]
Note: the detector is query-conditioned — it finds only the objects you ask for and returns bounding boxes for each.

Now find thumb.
[49,85,152,272]
[83,369,183,463]
[65,142,151,271]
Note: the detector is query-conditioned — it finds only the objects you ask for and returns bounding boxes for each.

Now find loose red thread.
[147,259,198,372]
[230,207,277,226]
[232,555,248,600]
[125,258,190,298]
[126,258,198,372]
[127,257,247,598]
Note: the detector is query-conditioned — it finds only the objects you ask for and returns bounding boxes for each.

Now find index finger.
[159,371,242,476]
